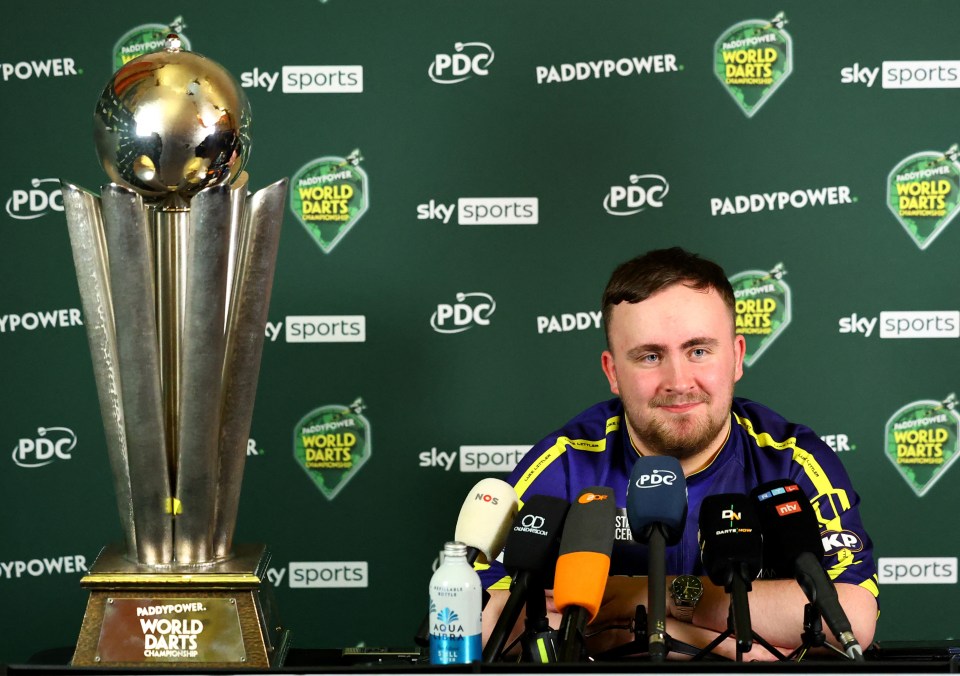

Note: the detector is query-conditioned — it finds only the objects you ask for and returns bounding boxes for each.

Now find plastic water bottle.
[428,541,482,664]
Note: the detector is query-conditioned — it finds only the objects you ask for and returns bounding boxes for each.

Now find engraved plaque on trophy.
[61,34,288,668]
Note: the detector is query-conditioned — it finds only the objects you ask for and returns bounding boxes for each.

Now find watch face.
[671,575,703,602]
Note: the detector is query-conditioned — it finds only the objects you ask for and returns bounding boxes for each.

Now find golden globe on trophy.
[61,34,288,668]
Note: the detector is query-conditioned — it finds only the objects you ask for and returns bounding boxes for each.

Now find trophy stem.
[213,179,287,558]
[154,207,188,488]
[173,185,233,563]
[100,185,174,565]
[62,183,139,560]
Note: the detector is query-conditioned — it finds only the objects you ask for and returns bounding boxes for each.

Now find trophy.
[61,34,288,668]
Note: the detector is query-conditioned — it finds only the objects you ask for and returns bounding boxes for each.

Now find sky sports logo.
[878,557,957,584]
[416,198,538,225]
[841,61,960,88]
[240,66,362,93]
[419,445,527,472]
[289,561,368,588]
[838,311,959,338]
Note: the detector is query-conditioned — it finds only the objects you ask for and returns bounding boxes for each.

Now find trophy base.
[72,543,289,668]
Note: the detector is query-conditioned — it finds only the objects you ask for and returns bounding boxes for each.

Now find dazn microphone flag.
[699,493,763,587]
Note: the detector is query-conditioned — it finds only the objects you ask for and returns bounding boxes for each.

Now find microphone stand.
[787,603,848,661]
[646,525,667,661]
[594,604,701,661]
[519,582,558,663]
[691,604,788,662]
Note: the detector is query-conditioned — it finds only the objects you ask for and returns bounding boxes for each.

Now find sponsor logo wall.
[0,0,957,662]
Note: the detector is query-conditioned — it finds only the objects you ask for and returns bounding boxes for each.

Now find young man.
[480,248,878,659]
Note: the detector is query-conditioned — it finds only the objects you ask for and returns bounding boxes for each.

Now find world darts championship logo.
[714,12,793,117]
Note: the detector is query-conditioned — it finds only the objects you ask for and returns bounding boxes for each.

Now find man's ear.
[601,350,620,395]
[733,334,746,383]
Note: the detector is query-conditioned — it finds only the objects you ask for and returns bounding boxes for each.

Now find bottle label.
[429,633,481,664]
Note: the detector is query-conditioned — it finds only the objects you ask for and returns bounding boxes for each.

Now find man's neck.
[627,417,732,477]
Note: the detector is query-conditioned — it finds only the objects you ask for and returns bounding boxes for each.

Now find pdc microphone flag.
[482,495,569,663]
[627,456,687,661]
[554,486,616,662]
[750,480,865,661]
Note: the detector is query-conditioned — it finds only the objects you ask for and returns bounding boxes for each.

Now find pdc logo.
[6,178,63,220]
[430,292,496,334]
[12,427,77,468]
[634,468,676,488]
[604,174,669,216]
[429,42,494,84]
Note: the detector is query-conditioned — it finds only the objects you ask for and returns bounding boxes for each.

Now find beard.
[626,391,732,460]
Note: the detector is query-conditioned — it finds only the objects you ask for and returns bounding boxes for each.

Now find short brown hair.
[601,247,735,344]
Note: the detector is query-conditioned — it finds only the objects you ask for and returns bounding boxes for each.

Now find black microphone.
[482,495,569,663]
[554,486,616,661]
[750,480,864,661]
[699,493,763,653]
[414,478,518,648]
[626,457,687,661]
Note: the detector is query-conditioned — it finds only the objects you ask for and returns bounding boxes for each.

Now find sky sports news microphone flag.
[482,495,569,663]
[415,478,517,648]
[627,456,687,662]
[750,479,865,661]
[698,493,764,656]
[554,486,616,662]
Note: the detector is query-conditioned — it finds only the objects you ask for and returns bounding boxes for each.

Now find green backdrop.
[1,0,958,663]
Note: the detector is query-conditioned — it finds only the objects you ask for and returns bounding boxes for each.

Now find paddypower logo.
[0,58,79,83]
[729,263,791,366]
[886,145,960,250]
[290,150,368,254]
[294,398,371,501]
[536,53,679,85]
[112,17,190,70]
[714,12,793,117]
[885,394,959,497]
[710,185,853,216]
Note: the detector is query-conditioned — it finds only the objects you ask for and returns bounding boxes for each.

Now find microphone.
[454,477,519,565]
[750,480,864,661]
[699,493,763,653]
[482,494,569,663]
[554,486,616,661]
[626,456,687,661]
[415,479,518,648]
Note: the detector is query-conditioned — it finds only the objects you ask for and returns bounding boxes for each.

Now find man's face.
[601,283,746,460]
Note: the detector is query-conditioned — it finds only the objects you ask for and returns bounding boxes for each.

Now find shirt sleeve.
[789,428,880,601]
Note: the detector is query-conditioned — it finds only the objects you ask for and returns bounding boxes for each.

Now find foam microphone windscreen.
[749,479,824,573]
[699,493,763,586]
[626,456,687,545]
[502,495,569,579]
[554,487,616,619]
[454,478,519,565]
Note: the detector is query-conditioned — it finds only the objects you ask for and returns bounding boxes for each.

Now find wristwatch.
[670,574,704,622]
